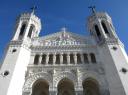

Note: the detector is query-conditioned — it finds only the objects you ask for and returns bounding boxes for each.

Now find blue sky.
[0,0,128,61]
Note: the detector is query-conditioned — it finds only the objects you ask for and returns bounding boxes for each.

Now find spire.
[88,6,96,14]
[31,6,37,14]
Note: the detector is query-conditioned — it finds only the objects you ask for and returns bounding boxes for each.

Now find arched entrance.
[82,78,100,95]
[32,79,49,95]
[57,78,75,95]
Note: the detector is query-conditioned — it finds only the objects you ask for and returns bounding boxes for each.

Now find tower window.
[121,68,127,74]
[112,46,117,50]
[95,25,101,38]
[101,21,109,34]
[19,24,26,36]
[3,70,9,76]
[28,25,34,38]
[12,49,17,53]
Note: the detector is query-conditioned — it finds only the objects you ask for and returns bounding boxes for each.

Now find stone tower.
[88,10,128,95]
[0,11,41,95]
[0,8,128,95]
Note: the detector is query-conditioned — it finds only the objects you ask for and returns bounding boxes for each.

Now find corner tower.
[0,10,41,95]
[87,8,128,95]
[87,8,118,44]
[13,12,41,41]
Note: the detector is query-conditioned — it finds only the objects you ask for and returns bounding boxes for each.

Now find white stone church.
[0,8,128,95]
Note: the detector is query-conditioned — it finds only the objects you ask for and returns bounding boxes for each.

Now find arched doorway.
[32,79,49,95]
[57,78,75,95]
[82,78,100,95]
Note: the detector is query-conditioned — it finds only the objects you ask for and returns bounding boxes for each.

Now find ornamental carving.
[53,71,77,87]
[78,70,105,87]
[23,72,52,92]
[31,31,90,47]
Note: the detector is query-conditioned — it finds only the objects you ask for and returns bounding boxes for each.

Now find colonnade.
[33,53,96,65]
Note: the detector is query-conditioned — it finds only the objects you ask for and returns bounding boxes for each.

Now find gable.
[31,31,93,47]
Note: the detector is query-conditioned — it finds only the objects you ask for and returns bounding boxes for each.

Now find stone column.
[39,55,42,64]
[80,53,84,64]
[67,53,70,65]
[60,53,63,64]
[88,54,91,63]
[29,54,35,65]
[99,22,108,39]
[46,53,49,65]
[53,53,56,65]
[74,53,77,64]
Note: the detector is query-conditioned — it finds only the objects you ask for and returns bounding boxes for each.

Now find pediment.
[31,30,92,47]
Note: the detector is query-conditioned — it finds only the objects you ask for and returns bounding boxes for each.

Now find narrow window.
[83,53,89,63]
[42,54,46,64]
[28,25,34,38]
[34,55,39,65]
[56,54,60,64]
[19,24,26,36]
[90,53,96,63]
[70,54,75,64]
[77,53,82,64]
[95,25,101,38]
[63,54,67,64]
[101,21,109,34]
[48,54,53,65]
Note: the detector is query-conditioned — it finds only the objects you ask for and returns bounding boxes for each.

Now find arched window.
[56,54,60,64]
[77,53,82,64]
[82,78,100,95]
[70,54,74,64]
[63,54,67,64]
[32,79,49,95]
[101,21,109,34]
[42,54,46,64]
[57,78,75,95]
[95,25,101,38]
[34,55,39,65]
[19,24,26,36]
[28,25,35,38]
[90,53,96,63]
[83,53,89,63]
[48,54,53,64]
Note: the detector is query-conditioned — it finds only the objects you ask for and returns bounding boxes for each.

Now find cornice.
[9,40,31,50]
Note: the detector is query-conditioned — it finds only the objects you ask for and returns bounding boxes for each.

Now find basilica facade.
[0,9,128,95]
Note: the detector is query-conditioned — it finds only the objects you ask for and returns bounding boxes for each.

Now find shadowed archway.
[57,78,75,95]
[82,78,100,95]
[32,79,49,95]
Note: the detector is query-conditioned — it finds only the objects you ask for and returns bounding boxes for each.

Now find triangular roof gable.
[32,31,93,46]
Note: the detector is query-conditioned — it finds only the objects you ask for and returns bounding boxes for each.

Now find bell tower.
[88,7,128,95]
[13,8,41,41]
[87,6,118,44]
[0,9,41,95]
